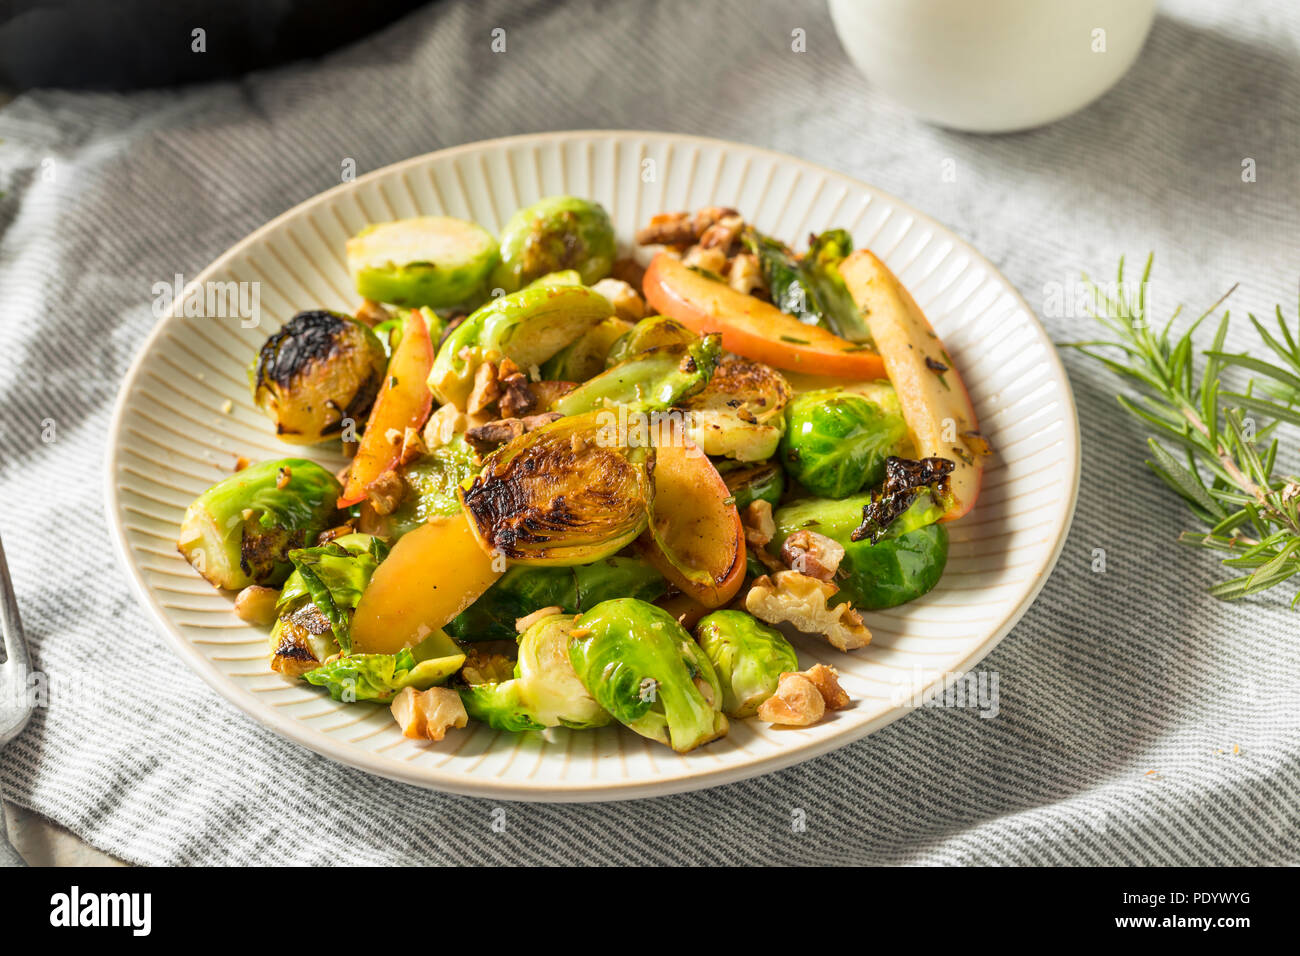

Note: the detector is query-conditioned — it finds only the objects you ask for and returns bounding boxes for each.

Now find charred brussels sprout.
[491,196,616,293]
[346,216,500,309]
[458,412,653,565]
[604,315,698,367]
[460,613,610,730]
[447,557,667,641]
[569,598,728,753]
[270,533,385,673]
[718,460,785,511]
[550,335,722,416]
[177,458,341,591]
[781,382,909,497]
[428,284,612,408]
[771,492,948,609]
[251,310,387,445]
[683,356,791,461]
[695,610,799,718]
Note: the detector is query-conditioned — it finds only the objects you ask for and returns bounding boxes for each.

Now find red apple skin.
[642,253,887,380]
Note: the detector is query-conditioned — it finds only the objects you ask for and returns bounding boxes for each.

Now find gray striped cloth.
[2,0,1298,865]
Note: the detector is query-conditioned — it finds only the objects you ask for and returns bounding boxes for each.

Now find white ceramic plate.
[106,131,1080,801]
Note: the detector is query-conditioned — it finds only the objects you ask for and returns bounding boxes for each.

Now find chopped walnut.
[742,500,775,548]
[424,402,467,448]
[745,571,872,652]
[800,663,850,710]
[527,380,578,409]
[726,252,763,295]
[591,278,648,321]
[682,244,727,274]
[467,360,502,415]
[316,521,355,545]
[465,418,526,454]
[397,426,427,466]
[354,298,391,327]
[497,359,537,419]
[365,469,405,516]
[521,411,564,431]
[780,529,845,583]
[698,212,744,251]
[635,211,695,247]
[390,686,468,741]
[757,672,825,726]
[234,585,279,627]
[515,606,564,634]
[692,206,740,236]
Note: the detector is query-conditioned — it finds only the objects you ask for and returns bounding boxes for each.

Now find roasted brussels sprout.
[346,216,500,309]
[491,196,617,293]
[461,613,610,730]
[771,492,948,609]
[604,315,698,367]
[695,610,799,718]
[250,310,387,444]
[428,284,612,408]
[717,460,785,511]
[302,628,465,701]
[550,335,722,416]
[781,382,909,497]
[683,355,791,460]
[541,316,632,381]
[459,412,653,565]
[569,598,728,753]
[383,433,479,539]
[447,556,667,641]
[177,458,341,591]
[745,227,869,343]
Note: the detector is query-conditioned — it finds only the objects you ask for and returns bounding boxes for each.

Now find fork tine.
[0,531,33,746]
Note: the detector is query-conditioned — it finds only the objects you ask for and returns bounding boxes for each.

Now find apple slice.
[635,440,744,608]
[838,250,985,521]
[338,309,435,508]
[350,512,502,654]
[642,253,886,379]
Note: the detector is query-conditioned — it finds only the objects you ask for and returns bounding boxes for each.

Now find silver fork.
[0,533,32,866]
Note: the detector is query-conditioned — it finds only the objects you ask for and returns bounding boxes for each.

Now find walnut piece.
[682,244,727,274]
[354,298,391,327]
[780,529,845,583]
[726,252,763,295]
[234,585,279,627]
[390,686,468,741]
[745,571,872,652]
[801,663,850,710]
[591,278,648,321]
[742,500,775,548]
[757,672,825,726]
[424,402,467,449]
[365,468,405,516]
[467,360,502,415]
[635,211,695,247]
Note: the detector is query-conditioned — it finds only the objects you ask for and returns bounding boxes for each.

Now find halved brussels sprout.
[605,315,698,367]
[251,310,387,445]
[447,557,666,642]
[550,335,722,416]
[302,628,465,701]
[695,610,799,718]
[461,613,610,730]
[541,316,632,381]
[771,493,948,609]
[428,284,612,408]
[491,196,616,293]
[717,459,785,511]
[569,598,728,753]
[177,458,341,591]
[683,356,791,460]
[458,412,653,565]
[346,216,500,309]
[383,433,479,539]
[269,532,386,674]
[781,381,909,497]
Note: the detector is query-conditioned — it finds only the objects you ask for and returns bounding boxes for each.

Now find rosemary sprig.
[1064,255,1300,605]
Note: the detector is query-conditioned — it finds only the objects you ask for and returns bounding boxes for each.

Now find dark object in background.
[0,0,430,90]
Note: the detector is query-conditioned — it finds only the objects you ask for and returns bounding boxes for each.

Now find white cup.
[828,0,1158,133]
